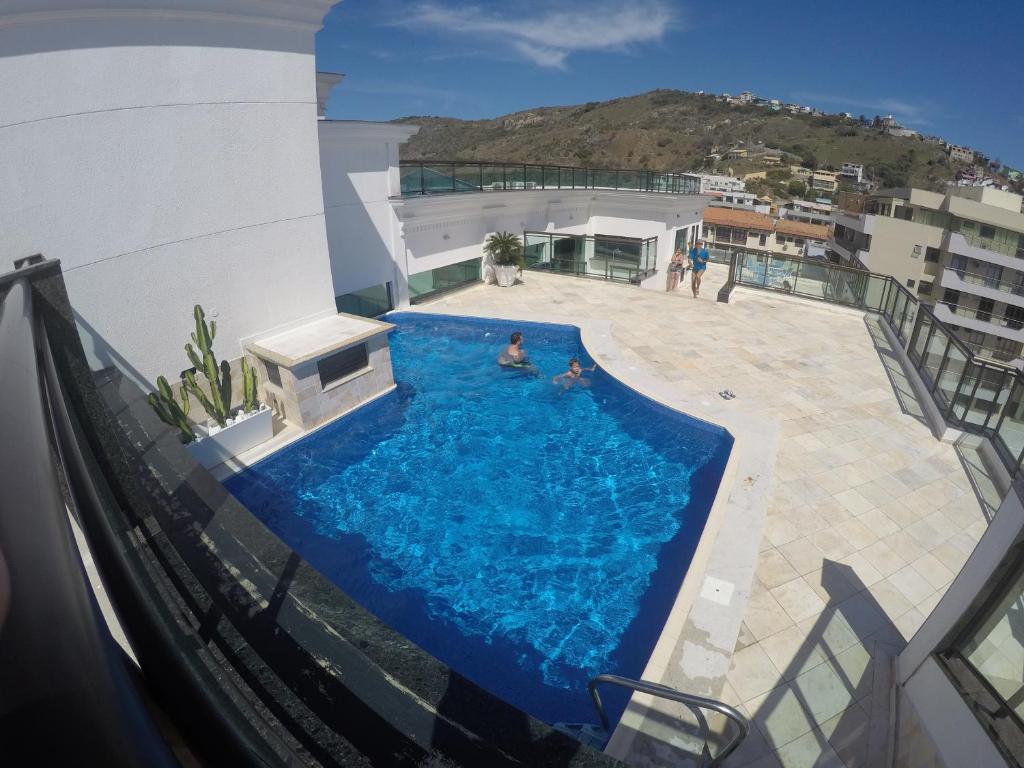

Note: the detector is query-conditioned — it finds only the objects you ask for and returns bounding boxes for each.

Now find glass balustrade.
[399,161,704,197]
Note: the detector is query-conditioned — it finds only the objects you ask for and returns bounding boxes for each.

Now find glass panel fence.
[995,378,1024,471]
[505,165,525,190]
[863,274,887,312]
[523,232,552,268]
[974,366,1013,431]
[919,321,951,390]
[909,311,934,366]
[765,256,797,291]
[525,165,544,189]
[935,340,968,410]
[335,282,393,318]
[543,166,560,189]
[408,257,482,303]
[897,293,918,344]
[453,164,483,191]
[793,260,831,300]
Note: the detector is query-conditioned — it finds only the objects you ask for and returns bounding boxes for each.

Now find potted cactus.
[147,305,272,468]
[484,231,525,287]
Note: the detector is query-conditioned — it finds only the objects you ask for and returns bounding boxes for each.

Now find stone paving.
[419,265,999,768]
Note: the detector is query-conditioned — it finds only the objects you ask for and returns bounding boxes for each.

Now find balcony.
[946,231,1024,270]
[931,300,1024,343]
[398,161,702,197]
[939,268,1024,310]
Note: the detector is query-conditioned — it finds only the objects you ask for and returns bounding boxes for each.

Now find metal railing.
[954,230,1024,261]
[588,674,748,766]
[948,269,1024,296]
[399,160,702,197]
[935,300,1024,330]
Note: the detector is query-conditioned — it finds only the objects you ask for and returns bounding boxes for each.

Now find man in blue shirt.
[688,239,710,298]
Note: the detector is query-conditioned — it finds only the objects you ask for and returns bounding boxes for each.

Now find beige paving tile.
[746,581,798,641]
[833,518,879,552]
[728,644,785,702]
[833,488,876,516]
[802,568,861,607]
[859,539,906,578]
[758,548,802,589]
[746,682,817,750]
[772,729,845,767]
[819,704,871,767]
[791,661,857,725]
[764,513,805,548]
[867,579,914,620]
[772,579,828,624]
[836,552,883,589]
[779,537,828,577]
[809,528,857,561]
[853,508,900,539]
[894,607,927,642]
[909,552,955,591]
[760,624,827,682]
[887,565,936,606]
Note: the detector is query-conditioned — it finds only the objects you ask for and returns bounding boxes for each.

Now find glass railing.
[726,250,1024,479]
[399,161,701,197]
[952,230,1024,261]
[408,257,482,303]
[522,231,657,284]
[934,300,1024,330]
[949,270,1024,296]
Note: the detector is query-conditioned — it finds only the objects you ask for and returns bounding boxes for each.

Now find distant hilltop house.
[878,114,919,138]
[700,206,830,259]
[946,143,976,164]
[840,162,864,183]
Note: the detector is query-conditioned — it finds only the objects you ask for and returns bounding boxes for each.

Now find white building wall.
[0,1,337,386]
[394,191,708,301]
[318,121,419,306]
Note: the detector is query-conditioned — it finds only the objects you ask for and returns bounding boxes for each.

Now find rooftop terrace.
[414,265,998,767]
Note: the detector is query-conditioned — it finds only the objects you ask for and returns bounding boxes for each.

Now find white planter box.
[495,264,519,287]
[186,406,272,469]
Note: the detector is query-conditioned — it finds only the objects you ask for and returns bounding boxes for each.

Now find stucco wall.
[1,1,337,387]
[318,121,419,306]
[395,190,708,301]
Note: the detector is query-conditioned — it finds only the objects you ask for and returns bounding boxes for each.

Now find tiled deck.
[417,266,999,768]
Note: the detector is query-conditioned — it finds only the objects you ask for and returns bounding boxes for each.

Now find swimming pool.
[225,313,732,729]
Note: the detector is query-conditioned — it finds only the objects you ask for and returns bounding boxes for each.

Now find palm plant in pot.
[484,231,525,287]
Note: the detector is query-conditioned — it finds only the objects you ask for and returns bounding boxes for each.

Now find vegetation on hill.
[395,89,958,193]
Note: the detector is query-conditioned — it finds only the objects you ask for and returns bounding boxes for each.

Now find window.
[906,279,916,288]
[1006,306,1024,331]
[994,337,1022,359]
[980,224,996,240]
[978,299,995,322]
[951,255,967,277]
[265,360,283,388]
[759,233,767,247]
[917,282,933,296]
[925,247,940,263]
[317,343,369,388]
[943,288,962,308]
[863,234,872,251]
[731,229,746,245]
[984,264,1004,289]
[794,238,805,247]
[408,257,482,303]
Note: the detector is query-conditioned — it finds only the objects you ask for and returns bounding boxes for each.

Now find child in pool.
[552,358,596,389]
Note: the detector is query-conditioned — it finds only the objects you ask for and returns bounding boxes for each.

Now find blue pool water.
[225,313,732,728]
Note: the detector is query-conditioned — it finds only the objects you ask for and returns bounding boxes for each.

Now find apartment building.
[701,206,828,259]
[682,173,746,195]
[840,162,864,183]
[810,169,840,193]
[778,199,833,226]
[831,186,1024,363]
[947,143,976,164]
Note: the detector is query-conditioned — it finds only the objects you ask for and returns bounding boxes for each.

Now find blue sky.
[316,0,1024,169]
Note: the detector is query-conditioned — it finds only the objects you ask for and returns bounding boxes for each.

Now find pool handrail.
[587,673,748,766]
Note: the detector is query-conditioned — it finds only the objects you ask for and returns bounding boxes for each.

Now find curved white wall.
[1,1,337,385]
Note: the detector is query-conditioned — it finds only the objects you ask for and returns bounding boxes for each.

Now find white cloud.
[392,1,676,69]
[793,91,928,124]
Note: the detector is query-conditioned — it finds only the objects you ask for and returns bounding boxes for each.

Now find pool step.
[552,722,608,751]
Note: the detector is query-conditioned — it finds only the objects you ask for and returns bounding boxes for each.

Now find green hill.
[395,89,956,193]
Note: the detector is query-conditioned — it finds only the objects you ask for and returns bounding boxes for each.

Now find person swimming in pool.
[552,357,596,390]
[497,331,539,374]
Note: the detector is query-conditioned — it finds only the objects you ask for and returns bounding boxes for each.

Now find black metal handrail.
[399,159,702,197]
[0,271,175,766]
[588,674,748,766]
